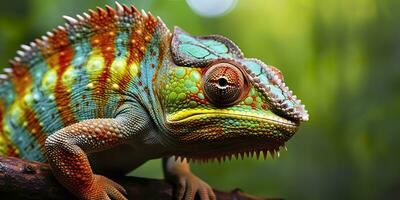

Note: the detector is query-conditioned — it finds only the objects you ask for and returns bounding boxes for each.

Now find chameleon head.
[155,27,308,161]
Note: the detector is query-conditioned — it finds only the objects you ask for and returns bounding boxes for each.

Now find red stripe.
[117,15,159,107]
[23,108,47,149]
[0,100,19,157]
[10,66,31,97]
[48,28,78,126]
[88,9,118,118]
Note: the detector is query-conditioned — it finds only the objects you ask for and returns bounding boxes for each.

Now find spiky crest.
[1,2,170,84]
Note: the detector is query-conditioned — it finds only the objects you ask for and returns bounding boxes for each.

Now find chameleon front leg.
[163,157,216,200]
[45,108,149,200]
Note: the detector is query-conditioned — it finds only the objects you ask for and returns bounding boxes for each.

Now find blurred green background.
[1,0,399,199]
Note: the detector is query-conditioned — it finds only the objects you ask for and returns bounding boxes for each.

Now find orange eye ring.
[202,62,249,107]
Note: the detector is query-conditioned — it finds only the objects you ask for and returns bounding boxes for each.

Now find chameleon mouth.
[172,139,287,163]
[167,109,298,130]
[167,111,297,163]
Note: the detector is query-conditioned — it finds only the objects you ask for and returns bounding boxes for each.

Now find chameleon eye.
[202,62,248,107]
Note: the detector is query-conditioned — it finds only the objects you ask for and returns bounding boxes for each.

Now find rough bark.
[0,156,280,200]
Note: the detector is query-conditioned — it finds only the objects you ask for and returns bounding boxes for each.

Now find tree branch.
[0,156,280,200]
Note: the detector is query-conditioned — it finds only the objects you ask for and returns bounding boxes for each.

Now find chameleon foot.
[81,175,127,200]
[173,171,216,200]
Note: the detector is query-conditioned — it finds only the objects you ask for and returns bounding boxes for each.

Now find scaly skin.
[0,2,308,200]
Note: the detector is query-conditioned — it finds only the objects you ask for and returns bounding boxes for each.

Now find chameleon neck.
[134,31,178,148]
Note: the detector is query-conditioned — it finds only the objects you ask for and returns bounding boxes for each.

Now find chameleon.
[0,2,309,200]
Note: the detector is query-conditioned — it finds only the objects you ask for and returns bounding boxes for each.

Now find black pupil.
[218,77,228,87]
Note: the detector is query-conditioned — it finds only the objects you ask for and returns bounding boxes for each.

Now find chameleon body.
[0,2,308,200]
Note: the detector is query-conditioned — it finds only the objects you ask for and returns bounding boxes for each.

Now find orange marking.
[0,100,19,157]
[47,29,78,126]
[6,63,33,157]
[42,26,71,66]
[23,108,47,150]
[117,15,159,107]
[10,66,32,97]
[54,48,78,126]
[88,10,118,117]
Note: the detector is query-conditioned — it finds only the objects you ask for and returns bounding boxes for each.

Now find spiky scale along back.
[0,2,170,161]
[7,3,168,72]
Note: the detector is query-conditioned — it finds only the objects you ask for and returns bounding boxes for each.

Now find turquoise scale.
[177,33,234,60]
[8,112,45,161]
[240,59,297,109]
[140,29,161,106]
[0,80,15,107]
[29,59,64,135]
[101,31,131,117]
[69,39,99,121]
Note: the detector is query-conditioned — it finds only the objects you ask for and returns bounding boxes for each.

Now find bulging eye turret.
[202,62,248,107]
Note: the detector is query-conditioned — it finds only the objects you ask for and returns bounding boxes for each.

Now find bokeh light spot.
[186,0,237,18]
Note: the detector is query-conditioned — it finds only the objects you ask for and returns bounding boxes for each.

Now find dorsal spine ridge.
[5,1,170,73]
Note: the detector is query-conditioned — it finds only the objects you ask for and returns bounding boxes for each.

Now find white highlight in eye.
[186,0,238,18]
